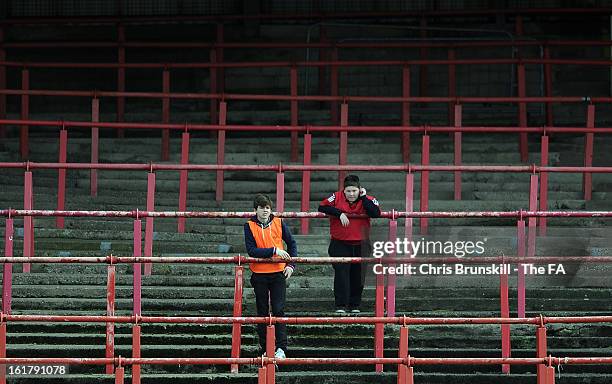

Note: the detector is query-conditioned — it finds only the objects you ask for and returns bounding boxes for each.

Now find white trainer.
[275,348,286,359]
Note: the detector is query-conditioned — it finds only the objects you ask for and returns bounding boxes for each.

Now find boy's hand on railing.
[339,213,350,227]
[275,249,292,260]
[283,266,294,279]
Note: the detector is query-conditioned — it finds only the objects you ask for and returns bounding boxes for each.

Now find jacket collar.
[249,214,276,229]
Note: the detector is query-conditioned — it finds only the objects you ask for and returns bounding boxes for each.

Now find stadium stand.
[0,2,611,383]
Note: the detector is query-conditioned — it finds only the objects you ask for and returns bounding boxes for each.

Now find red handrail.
[3,209,612,218]
[0,120,611,133]
[2,161,612,173]
[4,40,612,49]
[0,89,609,104]
[2,314,611,326]
[2,58,612,68]
[2,8,611,25]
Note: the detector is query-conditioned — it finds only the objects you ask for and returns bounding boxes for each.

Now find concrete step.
[7,294,611,314]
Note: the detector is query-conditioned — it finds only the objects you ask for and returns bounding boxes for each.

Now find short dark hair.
[253,193,273,209]
[343,174,360,189]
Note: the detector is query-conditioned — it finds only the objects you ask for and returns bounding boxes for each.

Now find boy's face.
[255,204,272,222]
[343,186,360,203]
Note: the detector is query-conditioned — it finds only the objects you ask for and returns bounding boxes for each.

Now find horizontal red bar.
[1,8,610,25]
[0,356,610,366]
[5,39,612,49]
[2,209,612,219]
[1,119,612,133]
[1,58,612,69]
[3,161,612,173]
[0,89,609,104]
[0,256,610,265]
[2,314,611,326]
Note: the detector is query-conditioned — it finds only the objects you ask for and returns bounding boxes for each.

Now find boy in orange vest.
[244,194,297,359]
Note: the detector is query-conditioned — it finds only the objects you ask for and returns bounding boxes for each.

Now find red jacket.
[318,191,381,242]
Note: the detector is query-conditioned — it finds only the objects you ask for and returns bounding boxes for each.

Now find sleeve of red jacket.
[361,195,381,218]
[318,192,343,217]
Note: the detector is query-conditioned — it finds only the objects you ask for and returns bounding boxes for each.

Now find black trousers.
[250,271,287,353]
[329,239,369,309]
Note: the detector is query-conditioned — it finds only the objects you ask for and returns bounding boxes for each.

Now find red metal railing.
[0,53,608,161]
[0,158,609,234]
[2,7,612,25]
[1,271,611,384]
[0,92,603,207]
[5,40,612,49]
[2,207,612,378]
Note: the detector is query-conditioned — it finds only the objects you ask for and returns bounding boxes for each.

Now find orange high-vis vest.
[247,218,286,273]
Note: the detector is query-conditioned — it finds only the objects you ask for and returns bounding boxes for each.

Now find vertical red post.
[330,48,339,127]
[338,103,348,190]
[116,23,125,138]
[544,47,553,127]
[115,366,125,384]
[56,128,68,228]
[0,319,5,384]
[419,16,428,99]
[387,219,398,317]
[454,104,462,201]
[539,135,549,235]
[420,134,430,235]
[516,15,526,161]
[20,69,29,159]
[536,326,548,384]
[517,63,528,163]
[3,218,14,314]
[230,265,244,373]
[318,26,327,98]
[106,265,116,374]
[500,257,510,374]
[0,211,7,384]
[0,221,5,384]
[216,102,227,203]
[216,23,225,95]
[545,366,555,384]
[276,172,285,213]
[583,104,595,201]
[23,171,33,273]
[178,132,190,233]
[144,172,155,276]
[401,66,411,163]
[161,69,170,161]
[209,50,218,125]
[300,133,312,235]
[132,324,141,384]
[524,174,539,314]
[397,326,413,384]
[375,271,385,372]
[517,219,526,318]
[290,66,299,162]
[0,27,6,138]
[132,219,142,384]
[266,325,276,383]
[133,219,142,314]
[405,173,414,239]
[258,366,268,384]
[527,174,538,268]
[448,49,456,125]
[0,225,5,383]
[91,98,100,197]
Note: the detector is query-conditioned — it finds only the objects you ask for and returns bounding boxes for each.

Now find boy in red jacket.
[318,175,381,313]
